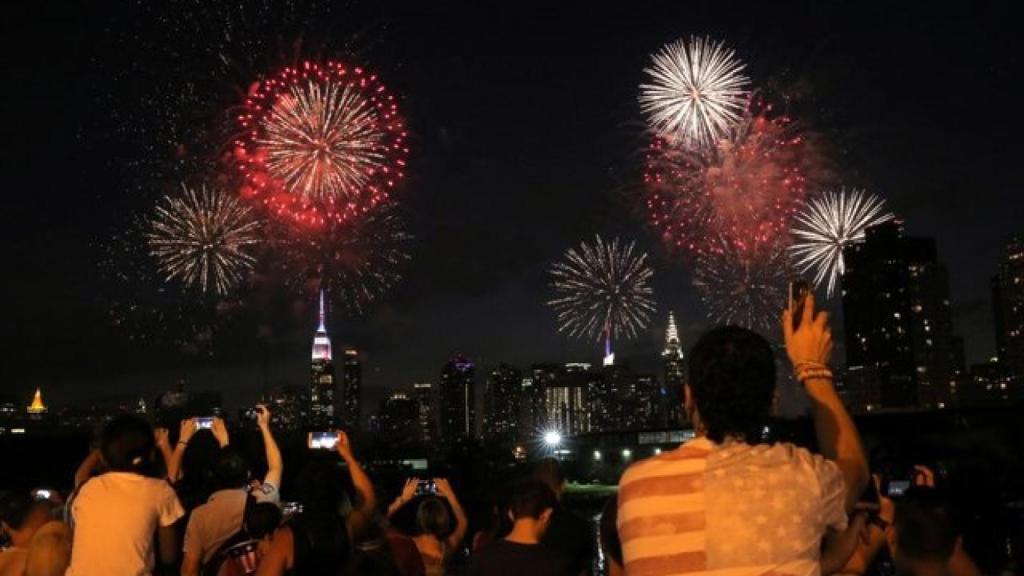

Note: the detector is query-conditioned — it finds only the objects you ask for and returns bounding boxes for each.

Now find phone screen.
[32,489,52,500]
[887,480,911,497]
[789,279,811,329]
[415,480,437,495]
[195,417,214,430]
[308,431,338,450]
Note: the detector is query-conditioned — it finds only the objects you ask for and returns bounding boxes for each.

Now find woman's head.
[415,497,451,538]
[100,415,157,474]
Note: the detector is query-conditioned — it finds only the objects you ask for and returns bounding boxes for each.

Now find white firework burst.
[548,235,656,342]
[147,184,261,295]
[261,80,385,204]
[790,189,895,297]
[640,36,750,150]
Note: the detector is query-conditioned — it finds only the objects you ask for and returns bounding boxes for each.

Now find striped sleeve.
[617,442,711,576]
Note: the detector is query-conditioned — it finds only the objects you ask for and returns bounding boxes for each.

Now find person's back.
[618,313,868,576]
[467,481,569,576]
[618,438,846,572]
[66,415,184,576]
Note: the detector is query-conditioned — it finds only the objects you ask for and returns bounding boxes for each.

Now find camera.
[307,431,338,450]
[415,479,437,496]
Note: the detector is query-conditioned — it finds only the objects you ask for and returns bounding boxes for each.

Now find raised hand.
[178,419,197,445]
[782,293,834,369]
[256,404,271,430]
[211,417,230,448]
[335,430,354,461]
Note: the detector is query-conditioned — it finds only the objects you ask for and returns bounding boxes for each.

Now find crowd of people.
[0,296,991,575]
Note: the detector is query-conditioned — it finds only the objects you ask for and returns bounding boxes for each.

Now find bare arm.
[387,478,418,519]
[256,405,283,488]
[336,431,376,537]
[435,478,468,552]
[74,449,103,489]
[821,513,869,574]
[211,417,230,448]
[255,526,293,576]
[180,551,201,576]
[784,295,869,511]
[168,419,197,483]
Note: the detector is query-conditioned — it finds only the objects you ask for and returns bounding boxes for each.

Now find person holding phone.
[256,431,377,576]
[616,294,869,575]
[181,406,282,576]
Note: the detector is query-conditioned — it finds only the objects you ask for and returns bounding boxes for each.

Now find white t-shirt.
[184,483,280,564]
[66,472,184,576]
[618,437,848,576]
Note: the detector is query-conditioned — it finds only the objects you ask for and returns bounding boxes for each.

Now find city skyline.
[5,2,1023,409]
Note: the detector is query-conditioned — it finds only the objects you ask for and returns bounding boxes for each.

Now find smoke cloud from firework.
[235,60,408,226]
[270,204,412,314]
[547,235,656,343]
[645,105,822,258]
[790,188,895,297]
[693,240,793,333]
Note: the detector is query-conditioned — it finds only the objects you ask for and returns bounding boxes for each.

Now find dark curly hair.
[687,326,776,443]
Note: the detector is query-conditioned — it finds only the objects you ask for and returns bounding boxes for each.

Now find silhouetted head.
[531,457,566,500]
[890,486,959,572]
[686,326,776,443]
[100,414,157,473]
[415,497,452,539]
[211,449,250,491]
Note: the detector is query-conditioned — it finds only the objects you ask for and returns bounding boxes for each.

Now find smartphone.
[281,501,303,518]
[308,431,338,450]
[788,279,812,329]
[886,480,912,497]
[195,417,215,430]
[415,479,437,496]
[32,488,52,500]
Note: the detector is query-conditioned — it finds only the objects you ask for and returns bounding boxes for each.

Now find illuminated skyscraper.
[842,222,961,410]
[27,388,47,416]
[310,290,336,428]
[340,348,362,429]
[993,235,1024,379]
[662,311,686,426]
[440,356,476,443]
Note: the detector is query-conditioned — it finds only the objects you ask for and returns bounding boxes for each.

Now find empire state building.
[310,290,336,428]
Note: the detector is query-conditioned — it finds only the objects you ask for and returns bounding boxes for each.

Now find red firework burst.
[644,104,817,257]
[234,60,408,226]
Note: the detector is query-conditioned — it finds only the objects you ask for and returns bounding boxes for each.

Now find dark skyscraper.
[517,372,546,443]
[662,311,686,426]
[841,222,960,410]
[439,356,476,443]
[377,391,419,445]
[413,382,436,443]
[483,363,522,443]
[340,348,362,429]
[992,235,1024,379]
[310,290,336,428]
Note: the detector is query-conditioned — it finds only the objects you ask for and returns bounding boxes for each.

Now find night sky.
[4,1,1021,411]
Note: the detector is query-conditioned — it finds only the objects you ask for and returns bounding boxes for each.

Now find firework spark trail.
[790,188,895,297]
[693,239,792,333]
[275,204,411,314]
[236,60,407,226]
[147,184,261,295]
[548,235,656,342]
[640,36,750,150]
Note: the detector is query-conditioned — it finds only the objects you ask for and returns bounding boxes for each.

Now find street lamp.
[542,430,562,447]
